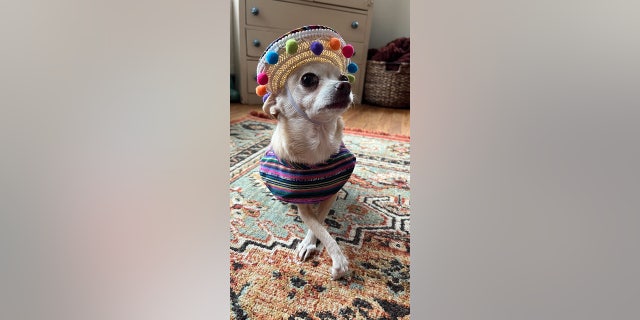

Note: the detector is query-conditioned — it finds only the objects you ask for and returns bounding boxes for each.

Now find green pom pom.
[347,74,355,84]
[285,39,298,54]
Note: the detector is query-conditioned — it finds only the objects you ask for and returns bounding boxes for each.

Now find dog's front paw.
[297,243,317,261]
[330,254,349,280]
[296,238,320,261]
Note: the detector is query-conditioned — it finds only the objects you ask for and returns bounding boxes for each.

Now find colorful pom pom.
[256,85,267,96]
[310,41,324,55]
[285,39,298,54]
[342,44,354,58]
[265,51,279,64]
[257,72,268,85]
[329,38,341,50]
[347,74,355,84]
[262,92,270,103]
[347,62,358,74]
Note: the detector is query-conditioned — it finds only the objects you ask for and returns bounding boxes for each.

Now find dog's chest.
[309,128,341,161]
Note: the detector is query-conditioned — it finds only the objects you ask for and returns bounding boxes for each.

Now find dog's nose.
[335,81,351,95]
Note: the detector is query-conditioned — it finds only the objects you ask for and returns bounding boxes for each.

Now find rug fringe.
[231,111,276,124]
[249,110,275,120]
[343,128,410,140]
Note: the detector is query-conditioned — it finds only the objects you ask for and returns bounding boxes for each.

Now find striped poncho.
[259,143,356,204]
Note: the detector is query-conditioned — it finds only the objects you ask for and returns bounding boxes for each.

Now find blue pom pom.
[265,51,279,64]
[310,41,324,55]
[347,62,359,73]
[262,92,270,103]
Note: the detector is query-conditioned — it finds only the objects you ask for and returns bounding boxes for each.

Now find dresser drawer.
[245,0,368,42]
[313,0,372,11]
[245,29,282,57]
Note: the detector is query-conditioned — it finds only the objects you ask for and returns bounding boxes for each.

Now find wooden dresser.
[232,0,374,104]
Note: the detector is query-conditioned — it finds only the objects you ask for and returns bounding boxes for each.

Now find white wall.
[368,0,410,49]
[230,1,236,74]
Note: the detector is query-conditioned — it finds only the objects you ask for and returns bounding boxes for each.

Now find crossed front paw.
[330,255,349,280]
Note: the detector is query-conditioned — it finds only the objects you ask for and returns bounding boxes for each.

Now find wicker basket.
[363,60,410,108]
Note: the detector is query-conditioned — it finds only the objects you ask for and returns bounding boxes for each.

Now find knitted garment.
[259,144,356,204]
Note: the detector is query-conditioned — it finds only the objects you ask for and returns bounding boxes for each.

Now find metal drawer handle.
[253,39,261,47]
[251,7,260,15]
[351,21,359,29]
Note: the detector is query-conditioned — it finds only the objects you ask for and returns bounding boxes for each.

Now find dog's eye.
[301,73,319,88]
[338,75,349,82]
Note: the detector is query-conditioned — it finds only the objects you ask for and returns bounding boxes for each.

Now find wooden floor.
[231,103,410,136]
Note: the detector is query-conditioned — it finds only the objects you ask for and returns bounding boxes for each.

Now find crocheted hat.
[255,25,359,101]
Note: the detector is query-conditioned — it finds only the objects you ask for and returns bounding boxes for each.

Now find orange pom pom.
[256,85,267,96]
[329,37,341,50]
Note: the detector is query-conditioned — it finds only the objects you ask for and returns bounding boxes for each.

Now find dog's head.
[262,61,352,122]
[255,26,359,123]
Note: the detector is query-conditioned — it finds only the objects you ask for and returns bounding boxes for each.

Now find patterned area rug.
[230,112,410,320]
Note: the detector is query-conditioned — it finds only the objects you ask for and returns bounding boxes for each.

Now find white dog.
[255,26,359,280]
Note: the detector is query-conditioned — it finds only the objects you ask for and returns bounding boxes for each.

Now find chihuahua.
[259,62,356,280]
[256,25,359,280]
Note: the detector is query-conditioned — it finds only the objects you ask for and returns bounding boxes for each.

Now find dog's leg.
[297,195,349,280]
[309,195,337,253]
[296,195,335,260]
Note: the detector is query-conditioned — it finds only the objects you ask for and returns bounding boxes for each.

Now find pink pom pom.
[342,44,354,58]
[257,72,268,85]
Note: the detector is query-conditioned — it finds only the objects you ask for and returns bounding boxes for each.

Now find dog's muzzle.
[335,81,351,96]
[325,81,352,109]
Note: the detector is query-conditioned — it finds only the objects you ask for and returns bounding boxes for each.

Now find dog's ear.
[262,93,280,119]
